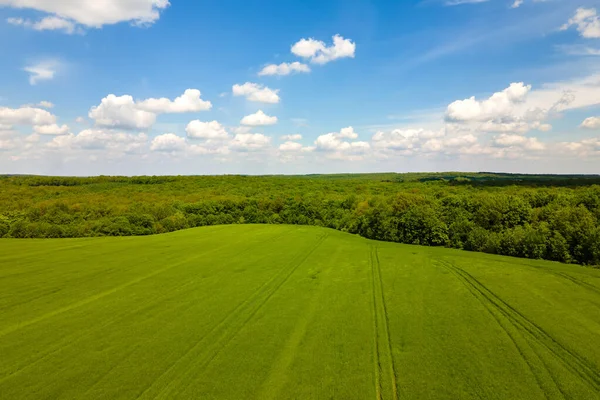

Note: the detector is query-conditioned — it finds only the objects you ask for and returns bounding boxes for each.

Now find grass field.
[1,225,600,399]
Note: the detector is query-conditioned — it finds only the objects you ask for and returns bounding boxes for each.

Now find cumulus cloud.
[372,128,443,152]
[511,0,523,8]
[314,126,370,160]
[0,106,56,126]
[492,134,545,150]
[150,128,272,155]
[136,89,211,113]
[89,95,156,130]
[48,129,148,153]
[89,89,211,130]
[258,62,311,76]
[37,101,54,109]
[581,117,600,130]
[479,120,552,134]
[34,124,70,135]
[150,133,186,152]
[291,35,356,64]
[280,134,302,141]
[230,133,271,151]
[446,82,531,122]
[232,82,280,104]
[337,126,358,139]
[561,7,600,39]
[185,120,229,140]
[240,110,278,126]
[24,61,58,85]
[279,141,303,152]
[559,137,600,158]
[7,16,76,34]
[1,0,170,30]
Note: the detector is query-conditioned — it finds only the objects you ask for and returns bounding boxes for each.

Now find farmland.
[1,224,599,399]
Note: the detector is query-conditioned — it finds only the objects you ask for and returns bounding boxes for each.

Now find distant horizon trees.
[1,173,599,267]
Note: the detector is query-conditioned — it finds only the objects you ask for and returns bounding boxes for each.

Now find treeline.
[1,174,599,266]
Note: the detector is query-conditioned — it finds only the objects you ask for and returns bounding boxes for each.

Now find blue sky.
[1,0,600,175]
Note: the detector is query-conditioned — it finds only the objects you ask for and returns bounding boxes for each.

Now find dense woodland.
[1,173,600,267]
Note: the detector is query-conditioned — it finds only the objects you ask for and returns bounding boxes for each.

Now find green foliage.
[0,173,599,266]
[1,225,600,398]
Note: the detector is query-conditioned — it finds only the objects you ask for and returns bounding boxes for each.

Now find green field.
[1,225,600,399]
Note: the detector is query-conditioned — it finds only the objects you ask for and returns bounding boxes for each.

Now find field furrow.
[1,225,599,399]
[438,259,600,398]
[370,244,399,400]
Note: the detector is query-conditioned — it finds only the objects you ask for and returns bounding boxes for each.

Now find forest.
[1,172,600,267]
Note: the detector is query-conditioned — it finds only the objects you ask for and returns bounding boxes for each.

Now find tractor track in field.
[0,228,288,382]
[0,226,283,340]
[436,259,600,395]
[0,253,226,384]
[551,271,600,295]
[370,244,399,400]
[136,232,329,399]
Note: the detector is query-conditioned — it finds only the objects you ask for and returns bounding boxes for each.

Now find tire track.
[552,271,600,295]
[0,253,230,384]
[136,233,329,399]
[0,226,276,339]
[370,244,399,400]
[437,259,600,394]
[434,259,557,399]
[0,228,286,382]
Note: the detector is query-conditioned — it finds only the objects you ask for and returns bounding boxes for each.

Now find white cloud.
[89,89,210,130]
[258,62,310,76]
[581,117,600,130]
[150,133,186,152]
[479,120,551,133]
[522,73,600,115]
[89,95,156,130]
[371,127,485,157]
[7,16,76,33]
[445,0,488,5]
[279,141,303,152]
[230,133,271,151]
[372,129,433,152]
[136,89,212,113]
[34,124,70,135]
[556,44,600,56]
[0,106,56,126]
[291,35,356,65]
[240,110,278,126]
[75,116,86,124]
[232,82,280,104]
[24,61,58,85]
[446,82,531,122]
[1,0,170,29]
[337,126,358,139]
[48,129,147,153]
[558,137,600,158]
[314,126,370,160]
[37,101,54,109]
[492,134,545,151]
[280,134,302,141]
[186,120,229,140]
[561,7,600,39]
[511,0,523,8]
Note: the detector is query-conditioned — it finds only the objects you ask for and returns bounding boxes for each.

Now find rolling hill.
[1,225,599,399]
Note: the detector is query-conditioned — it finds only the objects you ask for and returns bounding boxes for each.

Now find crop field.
[1,224,599,399]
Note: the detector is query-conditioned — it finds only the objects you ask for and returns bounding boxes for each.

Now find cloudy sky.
[1,0,600,175]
